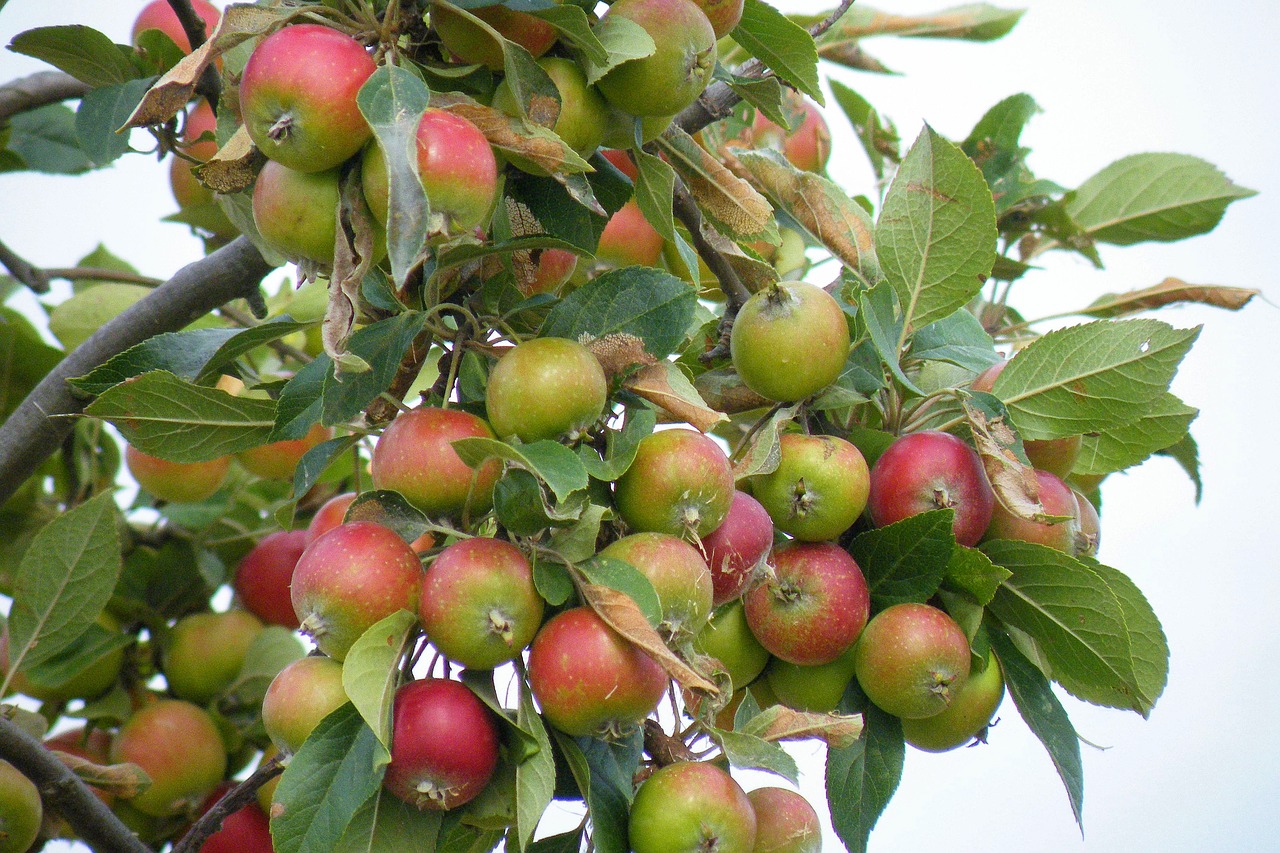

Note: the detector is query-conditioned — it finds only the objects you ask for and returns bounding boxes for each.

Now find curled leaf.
[435,97,592,177]
[739,704,864,750]
[657,127,775,242]
[625,361,728,433]
[194,124,263,194]
[51,752,152,799]
[322,170,380,374]
[1081,277,1259,318]
[964,395,1062,522]
[584,332,657,382]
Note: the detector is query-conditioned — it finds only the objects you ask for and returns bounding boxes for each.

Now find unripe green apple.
[596,0,717,118]
[261,655,349,753]
[614,428,735,537]
[731,281,850,402]
[252,160,341,266]
[749,433,869,542]
[901,651,1005,752]
[693,600,770,691]
[763,642,859,713]
[601,532,714,637]
[629,761,757,853]
[485,337,608,443]
[0,760,41,853]
[164,609,264,705]
[126,444,230,504]
[491,56,610,173]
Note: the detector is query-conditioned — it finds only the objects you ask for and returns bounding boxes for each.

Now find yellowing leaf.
[657,127,775,241]
[624,362,728,433]
[436,98,591,176]
[1081,277,1258,318]
[739,704,864,749]
[51,752,152,799]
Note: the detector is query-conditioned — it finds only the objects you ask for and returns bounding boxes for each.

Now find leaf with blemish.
[815,4,1025,42]
[51,753,151,799]
[739,704,864,749]
[1079,277,1258,318]
[963,393,1054,522]
[195,124,263,194]
[656,127,776,242]
[624,361,728,433]
[437,99,592,177]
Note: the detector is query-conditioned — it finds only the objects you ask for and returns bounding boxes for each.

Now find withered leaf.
[51,751,152,799]
[657,126,775,242]
[625,361,728,433]
[964,399,1069,522]
[584,332,657,383]
[436,97,592,176]
[194,124,263,194]
[739,704,864,750]
[1081,277,1259,318]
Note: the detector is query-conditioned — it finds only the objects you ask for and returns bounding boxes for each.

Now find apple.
[747,787,822,853]
[901,651,1005,752]
[251,160,341,265]
[431,0,559,71]
[383,678,500,810]
[527,606,668,737]
[853,602,971,719]
[601,532,714,637]
[164,609,264,704]
[743,541,869,666]
[731,281,850,402]
[749,433,869,542]
[763,642,860,714]
[484,337,609,442]
[614,427,735,537]
[369,407,503,518]
[0,760,41,853]
[699,490,774,605]
[596,0,717,118]
[290,521,424,661]
[491,56,610,172]
[234,528,308,629]
[628,761,757,853]
[195,799,273,853]
[132,0,220,53]
[690,0,745,38]
[236,422,332,481]
[506,246,579,297]
[750,95,832,174]
[972,360,1082,479]
[167,99,238,239]
[692,600,770,691]
[867,430,996,547]
[240,24,376,173]
[126,444,229,503]
[111,699,227,817]
[261,655,349,754]
[983,468,1082,554]
[418,537,544,670]
[596,198,664,268]
[601,148,639,182]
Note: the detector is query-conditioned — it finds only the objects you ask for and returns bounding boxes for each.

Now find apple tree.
[0,1,1258,851]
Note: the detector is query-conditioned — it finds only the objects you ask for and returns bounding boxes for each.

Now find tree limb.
[0,237,275,506]
[0,71,90,125]
[171,753,284,853]
[0,238,51,293]
[0,715,152,853]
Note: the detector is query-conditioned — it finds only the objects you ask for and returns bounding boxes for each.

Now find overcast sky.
[1,1,1276,851]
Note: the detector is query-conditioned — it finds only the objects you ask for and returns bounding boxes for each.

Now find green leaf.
[529,830,584,853]
[334,789,442,853]
[732,0,822,102]
[989,319,1200,440]
[357,66,432,286]
[632,147,677,244]
[988,626,1083,827]
[220,626,305,708]
[495,469,569,536]
[48,283,151,352]
[0,307,64,420]
[829,79,900,180]
[581,12,655,86]
[961,93,1064,216]
[876,124,997,334]
[578,406,657,482]
[8,26,139,87]
[293,434,361,501]
[575,731,642,853]
[342,610,417,754]
[273,354,329,441]
[1066,153,1256,245]
[84,370,276,462]
[942,546,1010,606]
[825,702,905,853]
[909,308,1001,372]
[858,283,922,396]
[195,317,315,382]
[577,555,663,627]
[1157,431,1202,503]
[503,165,630,253]
[983,540,1169,716]
[344,490,432,546]
[75,78,153,167]
[541,266,697,359]
[1074,391,1197,475]
[6,493,120,678]
[713,728,799,782]
[3,103,92,174]
[532,558,575,606]
[452,437,588,504]
[321,311,431,425]
[271,704,388,853]
[531,4,608,67]
[514,678,555,852]
[848,509,955,607]
[24,622,130,689]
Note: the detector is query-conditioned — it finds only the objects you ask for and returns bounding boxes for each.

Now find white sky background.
[0,1,1277,852]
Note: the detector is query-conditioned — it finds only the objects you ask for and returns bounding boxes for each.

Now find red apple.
[197,800,273,853]
[867,430,995,547]
[596,199,664,268]
[370,407,503,518]
[235,528,308,629]
[748,787,822,853]
[751,95,832,174]
[132,0,220,53]
[236,422,332,481]
[601,532,714,637]
[431,0,559,71]
[853,602,971,719]
[111,699,227,817]
[983,468,1082,554]
[699,490,774,605]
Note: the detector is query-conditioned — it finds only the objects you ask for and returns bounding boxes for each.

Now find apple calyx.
[488,608,515,645]
[299,613,330,643]
[267,113,295,142]
[413,778,453,809]
[931,485,957,510]
[789,478,815,518]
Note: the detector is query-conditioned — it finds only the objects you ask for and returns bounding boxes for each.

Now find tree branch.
[0,716,151,853]
[171,753,284,853]
[0,71,90,125]
[0,238,51,293]
[0,237,275,506]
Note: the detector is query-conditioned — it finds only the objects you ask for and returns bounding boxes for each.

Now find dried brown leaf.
[194,124,263,194]
[1081,277,1259,318]
[322,170,381,373]
[625,362,728,433]
[657,127,775,241]
[51,751,152,799]
[739,704,864,749]
[579,582,717,694]
[436,97,591,176]
[964,400,1057,522]
[585,332,657,382]
[693,368,773,417]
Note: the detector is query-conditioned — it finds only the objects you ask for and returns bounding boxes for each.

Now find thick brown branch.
[165,0,223,106]
[0,716,151,853]
[0,237,275,506]
[171,753,284,853]
[0,71,90,125]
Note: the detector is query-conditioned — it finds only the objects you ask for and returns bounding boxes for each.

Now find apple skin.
[751,96,832,174]
[261,655,350,754]
[699,490,774,605]
[690,0,745,38]
[731,281,851,403]
[596,198,664,268]
[853,602,972,720]
[236,422,332,481]
[132,0,220,52]
[196,800,274,853]
[168,99,238,238]
[601,532,714,637]
[240,24,376,173]
[126,444,229,504]
[692,600,770,691]
[743,541,870,666]
[763,642,859,713]
[290,521,424,661]
[111,699,228,818]
[527,606,668,738]
[419,537,544,670]
[0,760,41,853]
[234,529,309,629]
[164,609,264,705]
[384,678,500,811]
[596,0,717,118]
[749,433,869,542]
[491,56,610,172]
[983,468,1082,554]
[615,428,735,537]
[902,651,1005,752]
[370,407,503,518]
[252,160,343,265]
[485,337,609,443]
[867,430,996,547]
[628,761,757,853]
[748,787,822,853]
[431,0,559,71]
